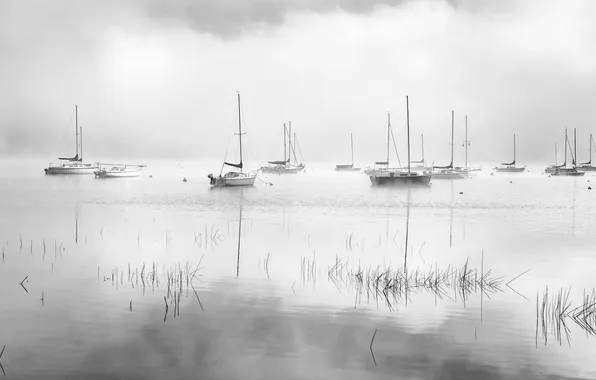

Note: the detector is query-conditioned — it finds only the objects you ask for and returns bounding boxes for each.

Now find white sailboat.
[261,122,305,174]
[552,128,585,176]
[208,93,258,187]
[577,133,596,172]
[44,105,99,175]
[432,111,467,179]
[335,133,360,171]
[454,115,481,174]
[364,113,400,176]
[409,134,433,172]
[494,134,526,173]
[95,163,146,178]
[368,96,432,186]
[545,141,564,174]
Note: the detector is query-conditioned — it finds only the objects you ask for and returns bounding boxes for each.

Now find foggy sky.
[1,0,595,165]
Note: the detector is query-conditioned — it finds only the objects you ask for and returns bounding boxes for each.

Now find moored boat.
[45,105,99,175]
[494,134,526,173]
[261,121,305,174]
[94,164,146,178]
[552,128,585,177]
[335,133,361,171]
[577,133,596,172]
[432,110,467,179]
[208,93,257,187]
[369,96,431,187]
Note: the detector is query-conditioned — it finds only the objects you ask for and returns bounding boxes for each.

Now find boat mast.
[513,134,516,166]
[387,113,391,167]
[80,126,83,161]
[421,134,425,163]
[75,105,79,159]
[288,121,293,165]
[555,143,557,165]
[465,115,468,168]
[406,96,411,173]
[283,124,287,163]
[565,129,568,167]
[574,127,577,168]
[350,133,354,166]
[450,110,454,168]
[590,134,593,165]
[236,92,244,173]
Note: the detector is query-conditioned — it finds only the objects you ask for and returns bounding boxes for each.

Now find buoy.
[510,181,513,183]
[149,175,153,178]
[589,186,592,190]
[459,191,463,195]
[183,177,187,182]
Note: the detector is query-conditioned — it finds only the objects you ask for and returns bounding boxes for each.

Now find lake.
[0,157,595,379]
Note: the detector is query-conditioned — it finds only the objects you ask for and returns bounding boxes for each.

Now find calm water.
[1,157,596,379]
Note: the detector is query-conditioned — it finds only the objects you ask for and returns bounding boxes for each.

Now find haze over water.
[0,158,595,379]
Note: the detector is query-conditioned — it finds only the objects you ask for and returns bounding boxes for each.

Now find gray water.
[1,157,595,379]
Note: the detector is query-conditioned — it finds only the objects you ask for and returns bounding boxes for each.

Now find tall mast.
[421,134,425,163]
[564,129,568,167]
[288,121,292,164]
[465,115,468,168]
[555,143,557,165]
[513,134,516,165]
[387,113,391,166]
[75,105,79,158]
[80,126,83,161]
[406,96,411,173]
[350,133,354,166]
[283,123,287,163]
[590,134,593,164]
[236,93,244,173]
[574,128,577,167]
[450,110,454,168]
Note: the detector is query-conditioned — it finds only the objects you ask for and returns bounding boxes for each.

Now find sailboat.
[208,93,258,187]
[552,128,584,176]
[94,163,146,178]
[409,134,433,172]
[545,140,564,174]
[368,96,432,186]
[432,111,467,179]
[364,113,400,176]
[44,105,99,175]
[454,115,481,174]
[261,121,305,174]
[577,133,596,172]
[335,133,360,171]
[494,134,525,172]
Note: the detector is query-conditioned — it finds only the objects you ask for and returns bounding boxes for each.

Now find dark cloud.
[141,0,514,38]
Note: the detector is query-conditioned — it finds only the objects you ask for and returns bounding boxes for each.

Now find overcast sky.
[1,0,595,166]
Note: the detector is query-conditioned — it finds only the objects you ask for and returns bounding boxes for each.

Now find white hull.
[45,163,98,175]
[210,175,256,187]
[95,170,142,178]
[261,165,304,174]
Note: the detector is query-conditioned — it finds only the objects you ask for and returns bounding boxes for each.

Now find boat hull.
[577,166,596,172]
[432,170,467,179]
[494,167,526,173]
[370,172,432,186]
[95,170,142,178]
[261,166,304,174]
[552,171,585,177]
[45,164,98,175]
[209,175,256,187]
[335,166,361,172]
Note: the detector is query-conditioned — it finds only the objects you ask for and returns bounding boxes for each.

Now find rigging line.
[389,121,401,168]
[294,135,305,163]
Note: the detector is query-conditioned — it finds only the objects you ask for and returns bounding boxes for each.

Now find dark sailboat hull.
[370,172,432,186]
[577,165,596,172]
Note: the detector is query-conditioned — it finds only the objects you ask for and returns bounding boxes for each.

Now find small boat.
[94,164,146,178]
[432,111,467,179]
[409,134,434,172]
[261,121,305,174]
[208,93,258,187]
[457,115,481,174]
[494,134,526,173]
[45,105,99,175]
[545,141,564,174]
[552,128,585,177]
[364,113,401,176]
[577,133,596,172]
[369,96,431,187]
[335,133,361,171]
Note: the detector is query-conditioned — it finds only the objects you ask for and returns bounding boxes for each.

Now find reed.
[0,344,6,376]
